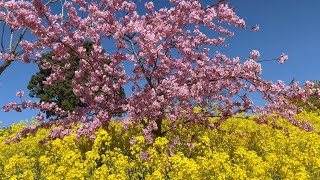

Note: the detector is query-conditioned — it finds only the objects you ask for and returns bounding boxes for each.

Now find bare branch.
[12,27,27,53]
[9,29,14,53]
[61,0,67,17]
[45,0,58,6]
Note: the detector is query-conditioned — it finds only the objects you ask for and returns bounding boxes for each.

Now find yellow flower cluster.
[1,112,320,179]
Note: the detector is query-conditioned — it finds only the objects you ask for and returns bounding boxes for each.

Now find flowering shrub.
[1,112,320,179]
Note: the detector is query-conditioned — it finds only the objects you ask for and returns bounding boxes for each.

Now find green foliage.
[292,80,320,113]
[305,81,320,112]
[27,41,125,118]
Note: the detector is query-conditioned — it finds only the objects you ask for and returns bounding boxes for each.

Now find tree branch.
[1,22,6,53]
[0,60,12,75]
[126,36,154,89]
[11,27,27,53]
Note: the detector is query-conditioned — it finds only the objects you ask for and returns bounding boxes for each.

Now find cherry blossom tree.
[1,0,318,143]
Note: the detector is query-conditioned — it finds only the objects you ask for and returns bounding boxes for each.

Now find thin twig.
[45,0,58,6]
[12,27,27,53]
[1,22,6,53]
[9,29,14,53]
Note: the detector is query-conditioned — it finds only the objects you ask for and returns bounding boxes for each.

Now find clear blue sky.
[0,1,320,127]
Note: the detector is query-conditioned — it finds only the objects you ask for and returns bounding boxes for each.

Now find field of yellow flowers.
[1,111,320,179]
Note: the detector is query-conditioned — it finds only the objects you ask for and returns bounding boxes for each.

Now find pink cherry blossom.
[250,50,260,59]
[145,2,154,12]
[35,113,44,122]
[252,24,260,32]
[279,53,288,64]
[16,90,24,98]
[139,151,149,161]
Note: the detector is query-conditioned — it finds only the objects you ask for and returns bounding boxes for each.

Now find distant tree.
[27,41,125,118]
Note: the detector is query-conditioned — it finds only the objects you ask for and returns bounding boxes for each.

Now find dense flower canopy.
[0,0,319,142]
